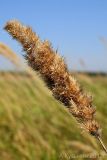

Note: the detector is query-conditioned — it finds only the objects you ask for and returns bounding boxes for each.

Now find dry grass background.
[0,42,107,159]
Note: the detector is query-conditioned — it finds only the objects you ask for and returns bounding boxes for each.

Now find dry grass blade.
[0,42,22,67]
[0,42,35,76]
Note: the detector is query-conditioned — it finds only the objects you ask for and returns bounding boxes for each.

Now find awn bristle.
[4,20,101,138]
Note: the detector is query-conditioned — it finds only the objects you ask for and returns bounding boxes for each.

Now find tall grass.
[0,72,107,159]
[0,42,107,158]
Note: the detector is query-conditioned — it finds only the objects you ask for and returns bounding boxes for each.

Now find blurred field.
[0,71,107,160]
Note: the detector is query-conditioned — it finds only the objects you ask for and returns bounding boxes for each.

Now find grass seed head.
[4,20,101,139]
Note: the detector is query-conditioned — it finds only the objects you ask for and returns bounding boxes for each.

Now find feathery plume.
[4,20,107,153]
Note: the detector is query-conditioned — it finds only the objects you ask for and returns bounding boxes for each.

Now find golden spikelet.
[4,20,107,153]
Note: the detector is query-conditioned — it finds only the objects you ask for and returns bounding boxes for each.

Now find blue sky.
[0,0,107,71]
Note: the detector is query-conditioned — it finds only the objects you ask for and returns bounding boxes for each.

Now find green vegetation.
[0,72,107,160]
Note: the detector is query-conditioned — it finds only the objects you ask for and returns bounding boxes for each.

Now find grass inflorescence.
[4,20,107,153]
